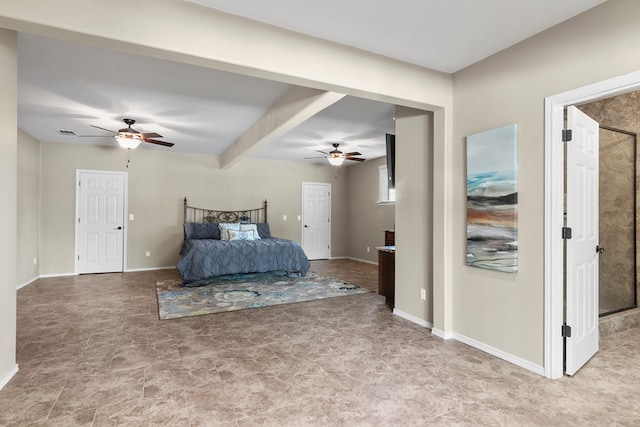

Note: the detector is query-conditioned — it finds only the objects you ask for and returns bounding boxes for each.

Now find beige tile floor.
[1,259,640,426]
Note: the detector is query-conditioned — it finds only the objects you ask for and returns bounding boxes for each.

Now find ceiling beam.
[220,87,345,168]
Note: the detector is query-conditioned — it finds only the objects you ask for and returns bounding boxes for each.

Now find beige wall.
[39,142,349,275]
[17,128,40,286]
[346,157,395,263]
[0,29,17,384]
[395,106,433,322]
[452,0,640,365]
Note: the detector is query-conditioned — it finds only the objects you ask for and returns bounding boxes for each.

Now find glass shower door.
[599,126,637,316]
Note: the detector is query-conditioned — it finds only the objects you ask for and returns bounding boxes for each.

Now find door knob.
[115,226,122,230]
[304,225,308,228]
[596,245,604,254]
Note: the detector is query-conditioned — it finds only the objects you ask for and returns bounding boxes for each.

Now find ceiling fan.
[307,143,366,166]
[89,118,175,149]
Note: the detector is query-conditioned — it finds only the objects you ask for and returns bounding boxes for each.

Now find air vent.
[57,129,77,136]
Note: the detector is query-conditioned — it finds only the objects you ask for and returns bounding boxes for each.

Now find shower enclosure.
[599,126,638,316]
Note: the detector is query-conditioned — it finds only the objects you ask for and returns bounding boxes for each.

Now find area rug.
[155,271,372,320]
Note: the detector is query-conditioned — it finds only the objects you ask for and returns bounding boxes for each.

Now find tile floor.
[1,259,640,426]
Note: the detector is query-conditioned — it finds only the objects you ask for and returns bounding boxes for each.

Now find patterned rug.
[155,271,372,320]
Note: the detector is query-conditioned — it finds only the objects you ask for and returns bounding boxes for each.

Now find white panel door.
[77,171,126,274]
[565,106,599,376]
[302,182,331,260]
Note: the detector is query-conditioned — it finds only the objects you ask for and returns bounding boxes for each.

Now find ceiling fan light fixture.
[115,134,142,149]
[328,154,345,166]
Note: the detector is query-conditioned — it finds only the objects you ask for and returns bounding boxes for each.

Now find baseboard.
[19,267,176,289]
[39,272,75,278]
[452,332,545,376]
[431,328,454,340]
[392,309,433,329]
[0,364,19,391]
[125,266,175,272]
[16,276,39,290]
[326,256,378,265]
[346,257,378,265]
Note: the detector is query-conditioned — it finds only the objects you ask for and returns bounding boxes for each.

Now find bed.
[176,198,310,285]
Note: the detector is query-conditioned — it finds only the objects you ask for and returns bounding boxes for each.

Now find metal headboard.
[183,197,268,223]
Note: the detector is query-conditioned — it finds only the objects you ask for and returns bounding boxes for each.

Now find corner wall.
[0,28,18,388]
[346,157,395,263]
[17,128,40,287]
[394,106,433,323]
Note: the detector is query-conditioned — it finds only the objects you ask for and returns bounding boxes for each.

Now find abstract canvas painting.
[466,124,518,273]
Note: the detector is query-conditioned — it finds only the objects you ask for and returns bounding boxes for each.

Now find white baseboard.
[452,332,545,376]
[431,328,454,340]
[324,256,378,265]
[391,312,544,376]
[39,272,75,278]
[125,266,175,272]
[18,267,177,289]
[16,276,39,290]
[347,257,378,265]
[0,364,18,391]
[392,309,433,329]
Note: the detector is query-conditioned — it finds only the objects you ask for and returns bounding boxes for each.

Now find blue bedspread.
[177,237,310,285]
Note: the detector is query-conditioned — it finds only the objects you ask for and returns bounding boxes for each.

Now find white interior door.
[76,170,126,274]
[302,182,331,260]
[565,105,599,375]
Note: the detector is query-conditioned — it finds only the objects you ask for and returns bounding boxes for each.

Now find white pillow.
[218,223,240,241]
[239,223,261,239]
[227,229,256,241]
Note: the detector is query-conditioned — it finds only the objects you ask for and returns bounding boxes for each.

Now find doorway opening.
[577,95,639,317]
[545,70,640,379]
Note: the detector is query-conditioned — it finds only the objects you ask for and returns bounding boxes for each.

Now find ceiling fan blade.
[143,138,174,147]
[90,125,116,134]
[345,151,362,156]
[304,156,327,159]
[142,132,163,139]
[76,134,113,138]
[315,150,329,155]
[346,157,366,162]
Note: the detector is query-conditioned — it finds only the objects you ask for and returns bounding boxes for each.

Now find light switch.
[129,214,135,221]
[283,215,287,221]
[297,215,301,221]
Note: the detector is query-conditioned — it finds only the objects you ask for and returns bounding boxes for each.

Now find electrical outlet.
[145,251,151,257]
[366,246,370,252]
[420,288,426,300]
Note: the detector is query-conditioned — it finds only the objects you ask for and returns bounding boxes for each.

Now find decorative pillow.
[184,222,221,240]
[218,223,240,241]
[227,229,256,241]
[239,223,261,239]
[255,223,271,238]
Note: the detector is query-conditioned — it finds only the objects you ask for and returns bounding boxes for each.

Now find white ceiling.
[188,0,606,73]
[16,0,605,165]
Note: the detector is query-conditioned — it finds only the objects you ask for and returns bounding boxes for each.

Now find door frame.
[301,181,332,259]
[544,70,640,379]
[74,169,129,275]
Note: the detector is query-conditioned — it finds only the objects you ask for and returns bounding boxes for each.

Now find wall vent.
[57,129,77,136]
